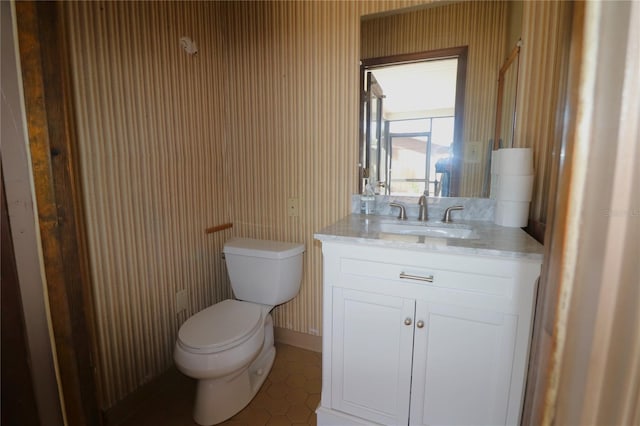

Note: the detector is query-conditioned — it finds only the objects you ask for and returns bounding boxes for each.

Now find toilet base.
[192,316,276,426]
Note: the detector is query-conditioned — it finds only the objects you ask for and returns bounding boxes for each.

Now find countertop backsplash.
[351,194,496,222]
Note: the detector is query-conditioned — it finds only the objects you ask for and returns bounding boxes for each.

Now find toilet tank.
[223,238,305,306]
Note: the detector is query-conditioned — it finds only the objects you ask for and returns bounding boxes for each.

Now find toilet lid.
[178,299,263,354]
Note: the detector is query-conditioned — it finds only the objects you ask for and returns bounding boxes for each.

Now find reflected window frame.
[359,46,468,197]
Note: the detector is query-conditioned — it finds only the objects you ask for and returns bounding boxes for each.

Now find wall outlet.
[176,289,188,313]
[287,198,299,217]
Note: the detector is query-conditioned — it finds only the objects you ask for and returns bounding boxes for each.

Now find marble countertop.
[315,214,544,261]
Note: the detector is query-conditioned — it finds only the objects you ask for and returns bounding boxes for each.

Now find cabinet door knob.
[404,317,412,326]
[416,320,425,329]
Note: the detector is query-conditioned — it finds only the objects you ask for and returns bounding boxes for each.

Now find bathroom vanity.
[315,214,543,426]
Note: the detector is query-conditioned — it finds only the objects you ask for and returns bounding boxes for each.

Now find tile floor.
[117,343,322,426]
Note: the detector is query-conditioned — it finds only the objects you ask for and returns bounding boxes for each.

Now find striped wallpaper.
[514,0,573,226]
[220,0,358,337]
[63,1,234,407]
[62,0,571,409]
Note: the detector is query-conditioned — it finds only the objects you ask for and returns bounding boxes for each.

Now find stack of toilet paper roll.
[491,148,533,227]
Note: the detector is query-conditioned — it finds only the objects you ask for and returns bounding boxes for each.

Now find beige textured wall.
[62,0,569,409]
[220,1,360,336]
[361,1,508,197]
[514,0,573,226]
[63,1,233,407]
[506,1,524,57]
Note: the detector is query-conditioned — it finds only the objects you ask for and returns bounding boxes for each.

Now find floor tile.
[116,343,320,426]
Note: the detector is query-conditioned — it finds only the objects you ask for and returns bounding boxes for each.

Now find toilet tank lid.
[223,237,304,259]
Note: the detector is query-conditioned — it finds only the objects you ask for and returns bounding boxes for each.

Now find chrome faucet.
[418,195,428,221]
[443,205,464,223]
[389,202,407,220]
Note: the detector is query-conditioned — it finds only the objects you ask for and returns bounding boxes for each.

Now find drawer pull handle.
[399,272,434,283]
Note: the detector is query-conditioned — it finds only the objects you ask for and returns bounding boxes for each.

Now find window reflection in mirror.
[387,118,454,196]
[360,50,466,198]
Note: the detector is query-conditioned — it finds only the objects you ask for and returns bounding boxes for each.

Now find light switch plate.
[465,141,482,163]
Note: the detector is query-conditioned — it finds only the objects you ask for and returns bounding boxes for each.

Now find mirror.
[360,1,524,198]
[494,42,521,150]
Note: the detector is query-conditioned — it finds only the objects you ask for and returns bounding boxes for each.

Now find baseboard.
[317,406,378,425]
[102,367,180,426]
[274,327,322,353]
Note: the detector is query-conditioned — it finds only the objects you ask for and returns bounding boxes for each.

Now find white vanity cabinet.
[317,241,541,426]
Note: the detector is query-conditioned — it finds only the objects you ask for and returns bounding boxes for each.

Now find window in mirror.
[385,117,454,196]
[360,47,467,197]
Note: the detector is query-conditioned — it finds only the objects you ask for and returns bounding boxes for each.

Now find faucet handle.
[443,205,464,223]
[389,202,407,220]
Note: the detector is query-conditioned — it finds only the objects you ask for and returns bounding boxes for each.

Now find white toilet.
[174,237,305,425]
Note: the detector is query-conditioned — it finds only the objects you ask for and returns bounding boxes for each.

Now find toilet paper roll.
[498,148,533,176]
[496,175,534,201]
[494,200,530,227]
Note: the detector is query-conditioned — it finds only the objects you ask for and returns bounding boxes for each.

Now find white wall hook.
[179,37,198,55]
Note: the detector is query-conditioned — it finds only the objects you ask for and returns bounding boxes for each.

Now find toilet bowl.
[174,237,304,426]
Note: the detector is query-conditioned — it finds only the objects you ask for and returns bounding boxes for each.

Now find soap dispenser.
[360,178,376,215]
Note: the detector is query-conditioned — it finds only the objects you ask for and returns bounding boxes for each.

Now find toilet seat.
[178,299,263,354]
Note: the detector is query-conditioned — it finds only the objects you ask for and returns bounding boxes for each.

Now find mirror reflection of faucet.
[389,202,407,220]
[418,195,428,221]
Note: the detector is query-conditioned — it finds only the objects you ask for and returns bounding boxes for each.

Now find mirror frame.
[359,46,468,196]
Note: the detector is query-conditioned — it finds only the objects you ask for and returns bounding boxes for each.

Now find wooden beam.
[15,1,101,424]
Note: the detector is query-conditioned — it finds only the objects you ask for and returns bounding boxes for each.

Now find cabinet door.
[410,301,518,426]
[332,288,415,425]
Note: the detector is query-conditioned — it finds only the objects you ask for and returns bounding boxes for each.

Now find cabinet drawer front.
[339,256,514,298]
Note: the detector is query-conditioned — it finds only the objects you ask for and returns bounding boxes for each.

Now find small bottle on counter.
[360,178,376,215]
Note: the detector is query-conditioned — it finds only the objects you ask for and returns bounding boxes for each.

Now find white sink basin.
[378,222,478,239]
